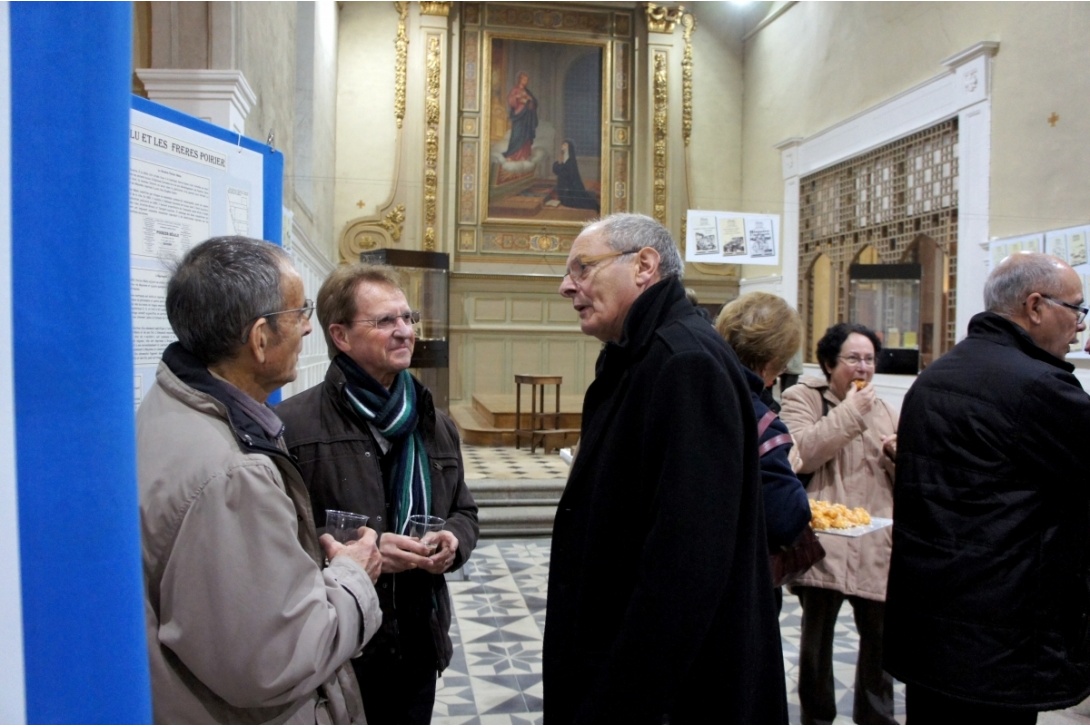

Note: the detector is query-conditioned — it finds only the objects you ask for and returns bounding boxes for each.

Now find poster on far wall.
[988,224,1090,356]
[685,209,781,265]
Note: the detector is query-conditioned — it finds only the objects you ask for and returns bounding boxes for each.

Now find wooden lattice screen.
[798,118,959,363]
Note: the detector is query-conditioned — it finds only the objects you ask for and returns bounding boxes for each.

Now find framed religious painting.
[457,3,634,260]
[484,37,605,223]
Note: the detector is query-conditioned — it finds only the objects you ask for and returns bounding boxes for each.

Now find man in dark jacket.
[886,251,1090,723]
[277,264,479,724]
[543,213,788,724]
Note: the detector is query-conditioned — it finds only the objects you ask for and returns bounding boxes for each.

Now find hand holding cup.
[321,509,370,543]
[408,515,446,555]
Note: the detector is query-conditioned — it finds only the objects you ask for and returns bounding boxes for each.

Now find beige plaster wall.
[334,2,401,239]
[236,2,298,208]
[296,1,339,258]
[685,3,746,214]
[740,1,1090,282]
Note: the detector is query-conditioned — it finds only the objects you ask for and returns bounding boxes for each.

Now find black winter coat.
[543,277,788,724]
[276,365,479,675]
[886,311,1090,709]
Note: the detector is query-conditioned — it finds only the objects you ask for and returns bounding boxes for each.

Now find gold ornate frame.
[456,2,634,261]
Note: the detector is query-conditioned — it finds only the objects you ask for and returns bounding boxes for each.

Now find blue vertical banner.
[0,1,25,723]
[11,3,151,723]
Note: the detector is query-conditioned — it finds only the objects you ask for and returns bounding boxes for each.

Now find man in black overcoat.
[886,251,1090,724]
[543,213,788,724]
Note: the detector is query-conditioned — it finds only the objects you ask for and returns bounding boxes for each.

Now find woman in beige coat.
[780,322,898,725]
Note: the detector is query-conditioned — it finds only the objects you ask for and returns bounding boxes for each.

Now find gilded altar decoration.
[458,2,633,259]
[394,2,408,129]
[652,50,668,225]
[339,205,406,263]
[423,35,441,251]
[420,2,452,17]
[681,11,694,147]
[645,3,685,34]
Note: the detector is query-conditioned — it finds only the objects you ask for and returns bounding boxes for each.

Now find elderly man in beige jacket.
[138,236,382,724]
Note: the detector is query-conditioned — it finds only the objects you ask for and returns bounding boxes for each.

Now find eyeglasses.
[246,298,315,327]
[260,298,315,322]
[240,299,314,341]
[838,355,876,368]
[351,310,421,330]
[564,247,643,282]
[1040,294,1089,325]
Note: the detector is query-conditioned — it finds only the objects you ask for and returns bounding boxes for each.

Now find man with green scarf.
[277,264,479,724]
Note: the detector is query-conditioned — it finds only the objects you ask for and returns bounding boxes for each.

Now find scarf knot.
[335,354,432,535]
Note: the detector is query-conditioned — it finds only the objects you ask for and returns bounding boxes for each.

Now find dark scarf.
[335,354,431,535]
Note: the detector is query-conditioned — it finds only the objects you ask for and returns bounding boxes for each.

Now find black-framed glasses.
[351,310,421,331]
[564,247,643,282]
[1041,294,1088,325]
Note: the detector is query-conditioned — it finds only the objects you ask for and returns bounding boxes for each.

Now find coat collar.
[968,311,1076,373]
[596,276,690,376]
[161,341,285,453]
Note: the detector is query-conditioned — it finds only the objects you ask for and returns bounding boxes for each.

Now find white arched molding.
[777,41,998,343]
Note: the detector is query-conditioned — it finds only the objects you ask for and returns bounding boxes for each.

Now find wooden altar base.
[451,393,582,449]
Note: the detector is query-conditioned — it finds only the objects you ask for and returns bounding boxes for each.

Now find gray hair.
[984,252,1066,317]
[165,236,292,366]
[584,213,684,280]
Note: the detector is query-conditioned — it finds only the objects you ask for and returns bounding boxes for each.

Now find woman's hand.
[845,379,876,416]
[881,433,897,460]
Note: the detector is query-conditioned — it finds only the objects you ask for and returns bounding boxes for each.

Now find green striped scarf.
[335,354,431,535]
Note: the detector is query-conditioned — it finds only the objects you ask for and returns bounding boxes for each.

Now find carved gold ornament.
[645,3,685,34]
[394,2,408,129]
[652,51,668,224]
[423,35,441,250]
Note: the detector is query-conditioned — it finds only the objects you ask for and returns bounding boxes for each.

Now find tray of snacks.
[809,499,893,538]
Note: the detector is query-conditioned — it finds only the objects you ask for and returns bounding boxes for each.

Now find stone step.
[478,504,558,538]
[468,478,565,507]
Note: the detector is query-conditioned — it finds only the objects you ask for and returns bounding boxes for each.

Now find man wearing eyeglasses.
[277,263,478,724]
[543,213,788,723]
[886,251,1090,724]
[138,236,383,723]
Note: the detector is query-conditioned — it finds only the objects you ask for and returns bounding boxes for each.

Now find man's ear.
[328,322,354,354]
[633,247,661,287]
[1024,292,1046,326]
[246,317,271,364]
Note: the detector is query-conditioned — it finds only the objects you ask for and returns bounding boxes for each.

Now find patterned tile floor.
[435,537,906,725]
[461,443,570,481]
[444,444,1090,724]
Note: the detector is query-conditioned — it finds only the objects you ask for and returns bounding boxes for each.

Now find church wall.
[235,2,298,213]
[327,3,752,408]
[334,2,401,238]
[740,1,1090,282]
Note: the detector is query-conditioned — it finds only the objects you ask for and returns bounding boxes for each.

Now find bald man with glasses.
[544,213,788,724]
[886,251,1090,723]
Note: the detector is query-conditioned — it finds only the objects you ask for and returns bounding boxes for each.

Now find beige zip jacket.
[780,376,897,601]
[139,360,382,723]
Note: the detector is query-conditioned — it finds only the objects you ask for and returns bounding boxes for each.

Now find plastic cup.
[321,510,369,543]
[407,514,445,554]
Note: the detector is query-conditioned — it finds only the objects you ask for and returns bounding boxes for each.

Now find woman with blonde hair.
[716,291,804,402]
[715,292,812,611]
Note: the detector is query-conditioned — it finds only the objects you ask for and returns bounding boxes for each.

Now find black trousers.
[794,585,896,725]
[353,621,439,725]
[905,683,1037,725]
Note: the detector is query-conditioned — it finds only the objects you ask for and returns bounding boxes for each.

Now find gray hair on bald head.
[582,213,684,280]
[984,252,1068,317]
